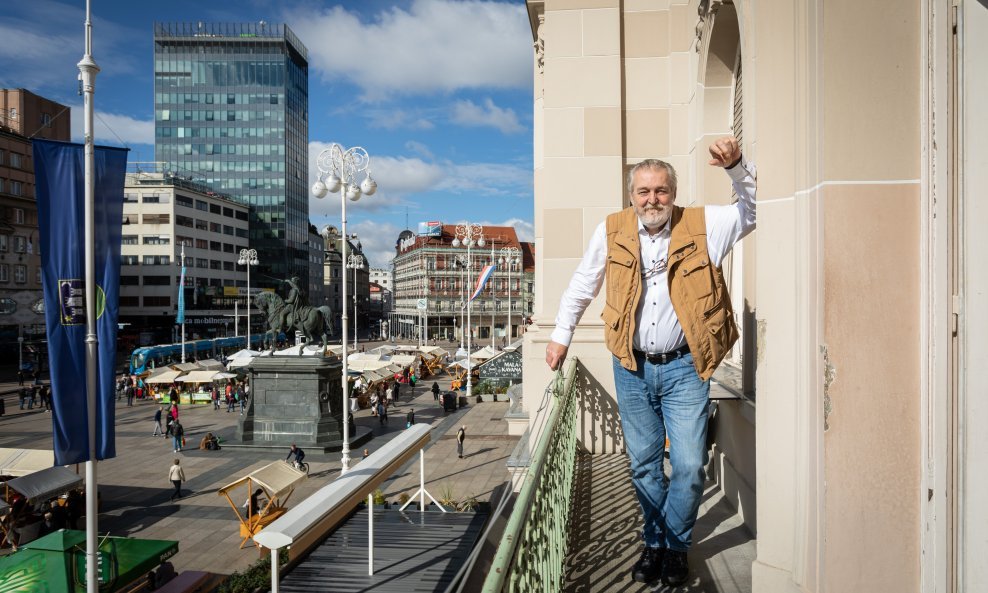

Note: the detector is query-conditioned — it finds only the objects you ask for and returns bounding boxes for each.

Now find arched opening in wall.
[699,2,754,399]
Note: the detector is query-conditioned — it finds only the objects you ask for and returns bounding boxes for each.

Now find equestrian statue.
[254,277,335,348]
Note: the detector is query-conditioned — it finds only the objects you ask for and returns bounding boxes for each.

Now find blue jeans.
[173,436,182,451]
[612,351,710,551]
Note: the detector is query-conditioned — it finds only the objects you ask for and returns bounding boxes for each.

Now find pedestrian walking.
[211,386,220,410]
[456,426,466,458]
[393,380,401,402]
[17,369,24,386]
[168,459,186,501]
[28,386,38,409]
[238,384,247,415]
[126,383,135,407]
[431,382,441,401]
[43,385,52,412]
[406,408,415,428]
[377,401,387,425]
[18,388,27,410]
[153,406,164,436]
[172,420,185,453]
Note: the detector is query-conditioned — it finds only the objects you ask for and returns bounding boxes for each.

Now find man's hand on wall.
[545,341,569,371]
[708,136,742,168]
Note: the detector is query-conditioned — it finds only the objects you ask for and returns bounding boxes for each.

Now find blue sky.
[0,0,535,268]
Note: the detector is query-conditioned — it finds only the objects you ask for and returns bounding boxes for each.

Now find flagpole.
[181,243,186,363]
[77,1,101,591]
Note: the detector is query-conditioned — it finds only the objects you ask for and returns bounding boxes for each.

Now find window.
[143,235,171,245]
[210,222,221,233]
[120,275,139,285]
[0,264,7,282]
[143,275,170,286]
[176,215,194,228]
[119,296,139,307]
[9,153,21,169]
[143,255,171,265]
[209,241,221,251]
[143,193,168,204]
[195,219,208,231]
[35,267,41,284]
[121,255,139,265]
[13,236,26,253]
[195,257,208,268]
[14,265,26,284]
[223,207,234,217]
[143,296,171,307]
[222,261,234,271]
[0,235,7,252]
[210,204,221,214]
[122,235,138,245]
[222,243,235,254]
[176,195,193,208]
[142,213,170,224]
[223,225,234,236]
[210,260,221,270]
[124,193,139,203]
[195,238,208,249]
[10,181,22,196]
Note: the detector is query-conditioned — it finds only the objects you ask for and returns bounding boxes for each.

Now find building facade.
[523,0,988,591]
[121,166,250,345]
[320,227,368,341]
[0,89,70,360]
[153,22,310,288]
[390,225,534,347]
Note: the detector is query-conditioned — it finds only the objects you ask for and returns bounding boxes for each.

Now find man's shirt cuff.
[726,157,755,182]
[550,326,574,347]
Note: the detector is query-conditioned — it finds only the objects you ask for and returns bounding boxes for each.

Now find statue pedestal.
[237,355,349,449]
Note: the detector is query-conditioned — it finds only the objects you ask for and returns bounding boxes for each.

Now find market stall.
[0,448,54,479]
[217,461,307,549]
[5,466,83,505]
[175,370,221,403]
[0,530,178,593]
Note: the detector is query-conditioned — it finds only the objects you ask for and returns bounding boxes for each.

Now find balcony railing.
[482,358,579,593]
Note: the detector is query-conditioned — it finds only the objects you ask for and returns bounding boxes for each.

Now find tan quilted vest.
[601,206,739,380]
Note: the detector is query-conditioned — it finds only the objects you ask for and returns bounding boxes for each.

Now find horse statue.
[254,291,334,348]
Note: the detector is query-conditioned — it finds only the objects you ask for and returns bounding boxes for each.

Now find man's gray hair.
[627,159,678,196]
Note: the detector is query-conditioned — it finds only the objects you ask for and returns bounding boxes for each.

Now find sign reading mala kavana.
[33,139,128,465]
[479,347,523,381]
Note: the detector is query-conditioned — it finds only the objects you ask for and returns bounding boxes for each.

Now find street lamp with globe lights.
[347,253,364,350]
[311,144,376,474]
[452,223,485,399]
[498,246,521,346]
[237,248,259,350]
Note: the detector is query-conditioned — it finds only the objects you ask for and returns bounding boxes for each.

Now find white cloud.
[365,109,435,131]
[69,107,155,147]
[404,141,434,160]
[441,162,532,196]
[451,98,525,134]
[347,220,403,269]
[286,0,532,99]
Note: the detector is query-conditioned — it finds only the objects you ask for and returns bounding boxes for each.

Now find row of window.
[0,150,24,169]
[157,126,285,140]
[166,159,285,174]
[155,92,284,105]
[121,275,246,288]
[0,234,32,254]
[121,234,246,254]
[158,143,286,157]
[158,109,285,123]
[173,215,245,237]
[0,263,39,284]
[0,178,25,196]
[172,195,249,221]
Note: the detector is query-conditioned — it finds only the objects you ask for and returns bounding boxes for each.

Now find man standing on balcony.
[545,137,755,587]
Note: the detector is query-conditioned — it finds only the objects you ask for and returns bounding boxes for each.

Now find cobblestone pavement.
[0,340,517,577]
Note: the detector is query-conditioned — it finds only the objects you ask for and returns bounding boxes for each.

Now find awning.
[362,369,388,383]
[172,362,200,372]
[214,371,238,380]
[218,461,306,501]
[145,369,185,384]
[6,466,83,502]
[226,348,262,361]
[390,354,418,366]
[0,448,54,477]
[0,530,178,593]
[197,359,224,370]
[470,345,499,360]
[176,370,220,383]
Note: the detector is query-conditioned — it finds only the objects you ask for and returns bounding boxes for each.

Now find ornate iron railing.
[482,358,580,593]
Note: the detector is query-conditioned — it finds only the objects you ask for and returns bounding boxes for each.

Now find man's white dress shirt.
[551,160,757,353]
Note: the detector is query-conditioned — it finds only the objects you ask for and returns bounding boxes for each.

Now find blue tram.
[128,334,263,375]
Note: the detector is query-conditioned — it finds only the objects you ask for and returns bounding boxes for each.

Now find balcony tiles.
[563,454,755,593]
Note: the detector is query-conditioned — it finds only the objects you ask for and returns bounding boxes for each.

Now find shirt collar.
[637,215,672,238]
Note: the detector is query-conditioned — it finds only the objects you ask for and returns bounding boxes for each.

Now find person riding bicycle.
[286,444,305,468]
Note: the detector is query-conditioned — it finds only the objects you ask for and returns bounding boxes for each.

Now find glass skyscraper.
[153,22,309,288]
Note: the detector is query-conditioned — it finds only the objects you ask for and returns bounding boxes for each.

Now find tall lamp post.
[499,246,521,347]
[452,223,485,399]
[312,144,376,474]
[453,254,468,352]
[347,252,364,350]
[237,248,259,350]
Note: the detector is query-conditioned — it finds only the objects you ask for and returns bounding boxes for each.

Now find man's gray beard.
[636,205,672,231]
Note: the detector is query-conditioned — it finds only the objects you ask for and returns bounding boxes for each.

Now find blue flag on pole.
[176,263,186,324]
[33,139,128,465]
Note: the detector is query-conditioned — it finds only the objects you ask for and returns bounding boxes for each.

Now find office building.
[0,89,70,359]
[121,165,250,346]
[153,21,309,288]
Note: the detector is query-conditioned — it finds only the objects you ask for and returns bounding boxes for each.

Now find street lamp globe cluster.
[312,143,376,474]
[452,223,485,399]
[237,248,259,350]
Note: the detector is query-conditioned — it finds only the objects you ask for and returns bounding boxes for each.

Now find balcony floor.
[563,454,755,593]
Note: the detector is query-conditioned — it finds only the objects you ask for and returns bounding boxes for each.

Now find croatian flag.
[470,264,496,302]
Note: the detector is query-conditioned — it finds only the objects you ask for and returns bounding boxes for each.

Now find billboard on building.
[417,221,442,237]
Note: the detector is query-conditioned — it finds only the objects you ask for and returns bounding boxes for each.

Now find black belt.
[634,344,690,364]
